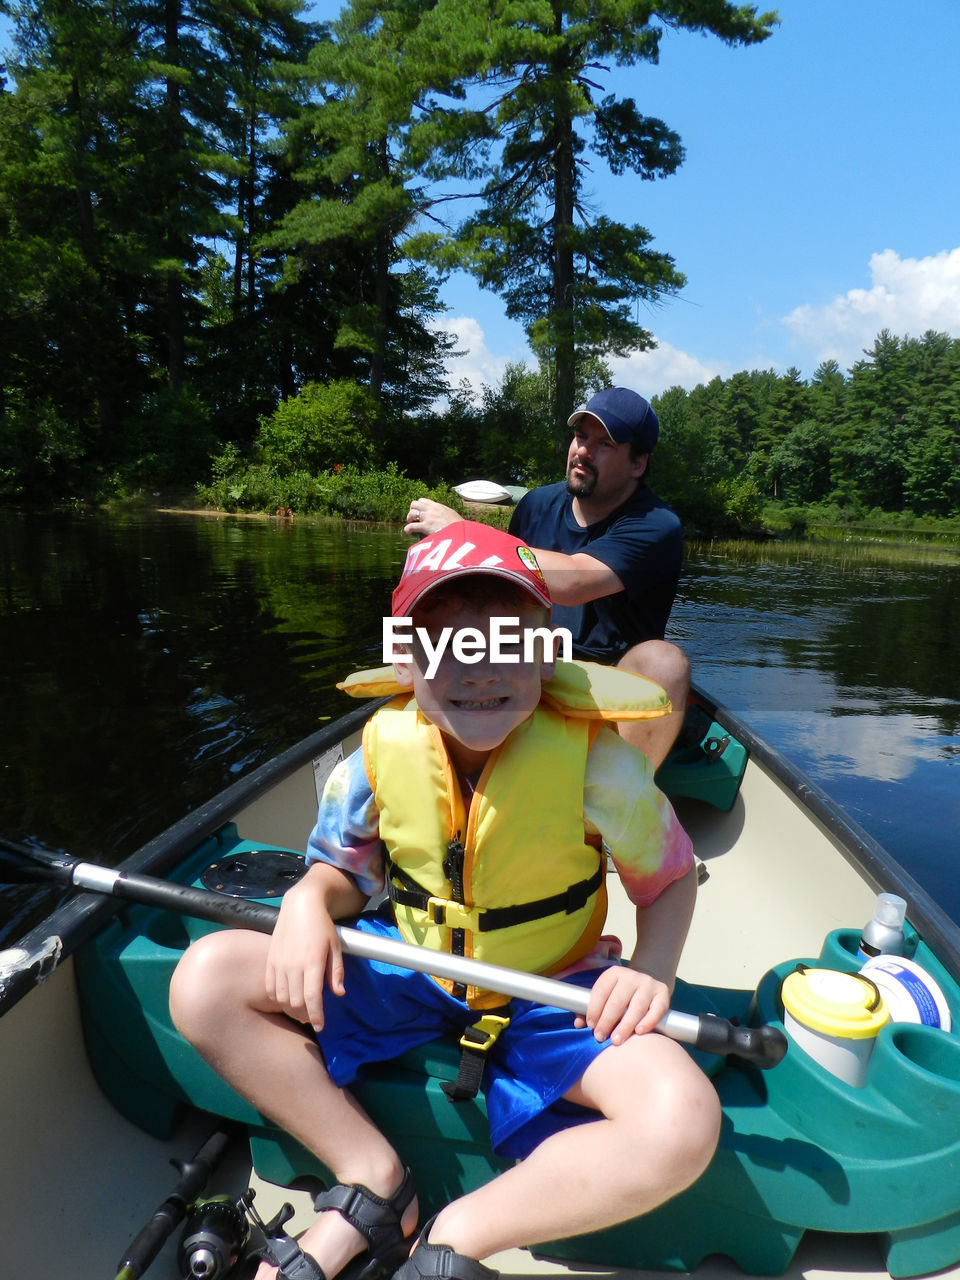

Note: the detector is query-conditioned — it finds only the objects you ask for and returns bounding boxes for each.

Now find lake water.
[1,508,958,945]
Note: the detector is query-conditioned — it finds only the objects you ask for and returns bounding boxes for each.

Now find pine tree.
[414,0,776,442]
[265,0,448,419]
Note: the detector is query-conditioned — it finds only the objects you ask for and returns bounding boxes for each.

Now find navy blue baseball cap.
[568,387,659,452]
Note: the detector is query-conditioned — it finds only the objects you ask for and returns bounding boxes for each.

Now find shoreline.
[5,491,960,546]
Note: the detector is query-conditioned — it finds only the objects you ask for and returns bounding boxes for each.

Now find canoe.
[453,480,513,504]
[1,689,959,1280]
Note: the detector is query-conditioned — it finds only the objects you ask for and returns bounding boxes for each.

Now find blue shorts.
[316,909,613,1159]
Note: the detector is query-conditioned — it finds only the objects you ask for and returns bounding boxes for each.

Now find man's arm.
[404,497,624,605]
[524,546,624,605]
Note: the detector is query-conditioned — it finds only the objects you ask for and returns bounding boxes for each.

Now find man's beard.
[565,460,598,498]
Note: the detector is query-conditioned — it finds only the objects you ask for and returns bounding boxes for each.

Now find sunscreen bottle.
[857,892,907,961]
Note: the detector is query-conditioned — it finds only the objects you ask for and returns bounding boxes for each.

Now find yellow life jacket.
[339,660,669,1009]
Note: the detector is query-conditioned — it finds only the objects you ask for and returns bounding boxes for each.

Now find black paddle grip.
[695,1013,788,1066]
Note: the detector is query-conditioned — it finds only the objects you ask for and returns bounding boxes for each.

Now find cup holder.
[143,914,191,952]
[818,929,862,971]
[888,1024,960,1082]
[866,1023,960,1127]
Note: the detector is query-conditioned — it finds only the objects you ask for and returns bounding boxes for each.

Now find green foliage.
[0,395,84,500]
[197,455,460,524]
[121,388,219,487]
[651,328,960,534]
[413,0,776,437]
[3,0,958,545]
[254,380,380,474]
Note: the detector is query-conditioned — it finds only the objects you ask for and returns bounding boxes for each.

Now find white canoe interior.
[1,735,956,1280]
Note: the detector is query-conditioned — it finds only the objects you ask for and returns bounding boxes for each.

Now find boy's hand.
[576,965,671,1046]
[265,871,345,1032]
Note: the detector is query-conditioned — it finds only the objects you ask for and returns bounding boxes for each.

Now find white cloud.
[783,247,960,370]
[433,316,724,401]
[434,316,526,397]
[608,341,728,397]
[791,711,945,785]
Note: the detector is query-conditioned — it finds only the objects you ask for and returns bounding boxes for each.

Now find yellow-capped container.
[781,966,890,1087]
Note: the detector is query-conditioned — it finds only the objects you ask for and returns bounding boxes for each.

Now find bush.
[254,380,379,474]
[197,456,461,524]
[0,395,83,500]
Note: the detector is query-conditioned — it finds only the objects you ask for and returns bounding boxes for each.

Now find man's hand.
[575,965,671,1046]
[404,498,461,537]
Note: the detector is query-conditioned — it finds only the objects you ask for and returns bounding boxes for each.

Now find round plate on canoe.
[200,849,307,898]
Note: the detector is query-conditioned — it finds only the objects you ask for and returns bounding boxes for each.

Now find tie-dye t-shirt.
[306,721,693,956]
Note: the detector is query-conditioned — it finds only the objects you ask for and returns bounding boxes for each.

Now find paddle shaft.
[72,858,631,1019]
[0,841,786,1065]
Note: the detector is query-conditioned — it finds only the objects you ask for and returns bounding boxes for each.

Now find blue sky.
[312,0,960,397]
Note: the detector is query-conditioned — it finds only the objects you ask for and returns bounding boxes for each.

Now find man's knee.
[617,640,690,704]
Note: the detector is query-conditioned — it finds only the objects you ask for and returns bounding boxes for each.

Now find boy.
[170,521,720,1280]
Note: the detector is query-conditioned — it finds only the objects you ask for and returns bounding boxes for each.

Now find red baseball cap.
[392,521,552,617]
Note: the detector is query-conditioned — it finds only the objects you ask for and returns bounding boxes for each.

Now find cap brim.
[567,405,622,443]
[394,565,550,618]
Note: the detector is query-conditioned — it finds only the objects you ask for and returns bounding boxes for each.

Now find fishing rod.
[0,838,787,1068]
[113,1128,233,1280]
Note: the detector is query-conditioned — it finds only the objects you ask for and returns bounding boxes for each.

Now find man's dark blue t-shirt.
[508,482,682,663]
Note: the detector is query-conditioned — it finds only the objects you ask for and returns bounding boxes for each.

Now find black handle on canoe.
[0,839,787,1067]
[0,836,281,929]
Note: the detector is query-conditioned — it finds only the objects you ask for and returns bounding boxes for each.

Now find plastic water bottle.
[857,892,907,961]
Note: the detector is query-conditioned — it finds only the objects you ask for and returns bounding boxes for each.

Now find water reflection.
[1,511,958,944]
[672,540,960,919]
[0,510,409,940]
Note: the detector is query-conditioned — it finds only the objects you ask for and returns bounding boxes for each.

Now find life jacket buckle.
[458,1012,511,1054]
[442,1007,513,1103]
[427,896,479,932]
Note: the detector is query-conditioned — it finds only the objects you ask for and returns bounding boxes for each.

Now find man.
[404,387,689,767]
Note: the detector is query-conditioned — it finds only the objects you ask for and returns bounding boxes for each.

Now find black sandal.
[245,1169,417,1280]
[393,1215,499,1280]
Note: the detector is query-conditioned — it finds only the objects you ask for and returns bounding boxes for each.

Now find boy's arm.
[580,726,697,1046]
[268,748,382,1032]
[266,859,368,1032]
[628,860,697,988]
[578,864,697,1046]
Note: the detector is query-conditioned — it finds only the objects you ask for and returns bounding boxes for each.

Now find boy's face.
[393,593,555,774]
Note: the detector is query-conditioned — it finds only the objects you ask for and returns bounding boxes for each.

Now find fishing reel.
[178,1194,249,1279]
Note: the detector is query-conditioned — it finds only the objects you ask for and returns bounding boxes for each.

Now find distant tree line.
[0,0,775,502]
[649,330,960,531]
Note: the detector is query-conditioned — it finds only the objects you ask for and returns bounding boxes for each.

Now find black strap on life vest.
[441,1007,512,1102]
[386,861,604,931]
[386,846,601,1103]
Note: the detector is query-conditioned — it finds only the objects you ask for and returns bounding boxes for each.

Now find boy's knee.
[169,932,236,1038]
[685,1074,722,1170]
[662,1069,721,1188]
[632,1052,721,1180]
